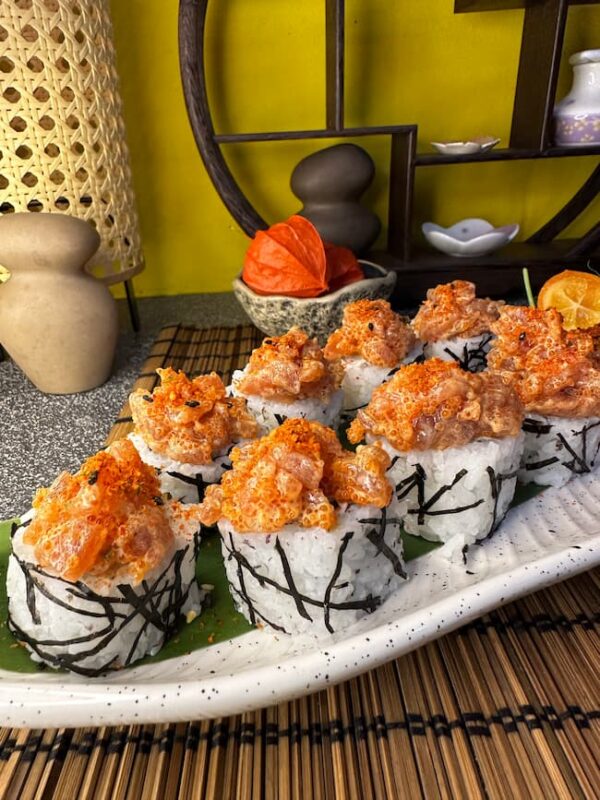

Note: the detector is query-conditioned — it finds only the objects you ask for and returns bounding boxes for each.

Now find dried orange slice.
[537,269,600,330]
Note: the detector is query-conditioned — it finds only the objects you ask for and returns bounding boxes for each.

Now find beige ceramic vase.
[0,213,119,393]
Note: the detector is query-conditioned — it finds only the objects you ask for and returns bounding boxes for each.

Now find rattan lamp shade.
[0,0,143,285]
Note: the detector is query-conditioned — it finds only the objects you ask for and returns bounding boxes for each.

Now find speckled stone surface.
[0,293,250,519]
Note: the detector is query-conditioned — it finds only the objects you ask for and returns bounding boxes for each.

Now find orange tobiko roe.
[23,439,175,583]
[198,418,391,533]
[129,367,259,464]
[347,359,523,451]
[242,215,363,298]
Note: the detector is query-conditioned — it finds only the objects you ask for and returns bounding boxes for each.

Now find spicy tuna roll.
[7,439,205,676]
[347,359,524,545]
[198,419,407,635]
[323,299,423,417]
[488,306,600,487]
[230,327,344,433]
[412,280,503,372]
[129,368,259,502]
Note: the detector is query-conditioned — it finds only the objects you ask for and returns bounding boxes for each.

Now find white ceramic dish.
[422,218,519,257]
[430,137,501,155]
[0,472,598,729]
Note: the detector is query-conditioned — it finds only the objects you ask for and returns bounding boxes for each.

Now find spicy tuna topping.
[23,439,198,583]
[412,280,503,342]
[324,299,417,368]
[235,327,343,403]
[347,359,523,451]
[198,418,392,533]
[129,368,259,465]
[488,305,600,417]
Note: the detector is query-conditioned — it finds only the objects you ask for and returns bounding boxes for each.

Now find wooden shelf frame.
[179,0,600,304]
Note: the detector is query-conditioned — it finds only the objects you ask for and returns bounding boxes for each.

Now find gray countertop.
[0,293,250,520]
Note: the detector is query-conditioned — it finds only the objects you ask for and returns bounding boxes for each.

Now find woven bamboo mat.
[1,323,599,800]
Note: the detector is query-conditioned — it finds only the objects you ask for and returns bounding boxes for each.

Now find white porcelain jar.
[554,49,600,146]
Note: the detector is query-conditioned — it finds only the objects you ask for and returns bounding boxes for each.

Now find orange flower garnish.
[242,215,363,298]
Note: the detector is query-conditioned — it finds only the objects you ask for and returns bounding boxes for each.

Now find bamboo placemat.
[1,323,599,799]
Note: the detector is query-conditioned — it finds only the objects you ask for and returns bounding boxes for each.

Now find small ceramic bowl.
[422,218,519,258]
[430,137,501,155]
[232,261,396,344]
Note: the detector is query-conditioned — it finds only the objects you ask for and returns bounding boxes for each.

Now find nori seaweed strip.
[166,470,207,502]
[227,533,257,625]
[523,419,600,475]
[274,539,313,621]
[398,467,483,524]
[274,413,287,425]
[323,532,355,633]
[523,418,552,435]
[18,558,40,625]
[484,466,518,539]
[6,614,120,677]
[226,534,287,632]
[223,536,380,615]
[228,583,288,633]
[343,402,368,413]
[7,544,197,677]
[525,456,560,471]
[443,333,492,373]
[48,557,187,670]
[556,433,591,474]
[13,557,113,621]
[358,509,407,579]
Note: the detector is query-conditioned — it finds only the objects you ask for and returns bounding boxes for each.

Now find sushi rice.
[519,414,600,487]
[230,368,343,433]
[129,432,233,503]
[7,508,205,676]
[424,332,493,373]
[339,342,425,416]
[218,504,406,636]
[371,433,525,545]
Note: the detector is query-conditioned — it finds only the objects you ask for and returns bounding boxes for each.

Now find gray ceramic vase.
[291,143,381,255]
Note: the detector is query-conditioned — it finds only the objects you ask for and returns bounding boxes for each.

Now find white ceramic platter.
[1,472,599,729]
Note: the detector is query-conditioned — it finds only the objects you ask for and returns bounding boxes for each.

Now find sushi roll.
[323,299,424,418]
[230,327,344,433]
[412,280,503,372]
[198,419,407,635]
[488,306,600,487]
[347,359,524,545]
[129,368,259,502]
[7,439,205,676]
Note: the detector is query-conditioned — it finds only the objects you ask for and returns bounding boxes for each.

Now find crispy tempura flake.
[412,280,503,342]
[236,327,342,402]
[23,440,180,583]
[347,359,522,451]
[130,368,259,465]
[488,305,600,417]
[324,299,416,367]
[198,419,391,533]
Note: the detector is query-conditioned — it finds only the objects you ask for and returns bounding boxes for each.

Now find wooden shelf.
[214,125,416,145]
[455,0,599,13]
[415,145,600,166]
[372,239,600,305]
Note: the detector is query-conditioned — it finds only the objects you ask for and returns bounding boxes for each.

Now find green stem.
[522,267,535,308]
